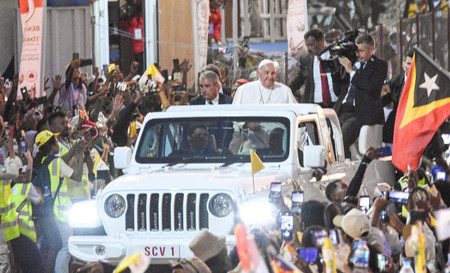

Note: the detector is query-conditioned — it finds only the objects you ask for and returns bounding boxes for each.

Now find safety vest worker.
[59,142,90,201]
[11,183,37,242]
[0,181,20,241]
[46,156,72,223]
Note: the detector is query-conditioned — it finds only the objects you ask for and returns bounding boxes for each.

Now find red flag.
[234,224,250,271]
[270,252,302,273]
[392,47,450,172]
[271,259,294,273]
[234,223,270,273]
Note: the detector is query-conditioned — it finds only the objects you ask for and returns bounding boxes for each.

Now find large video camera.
[320,28,366,74]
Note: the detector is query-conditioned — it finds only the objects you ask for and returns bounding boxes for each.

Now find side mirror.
[113,147,132,169]
[303,145,326,168]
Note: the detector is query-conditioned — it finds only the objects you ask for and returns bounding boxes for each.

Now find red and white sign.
[18,0,45,99]
[287,0,308,54]
[191,0,210,93]
[143,245,180,258]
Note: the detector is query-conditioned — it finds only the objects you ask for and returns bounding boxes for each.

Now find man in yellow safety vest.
[0,116,23,273]
[32,130,85,273]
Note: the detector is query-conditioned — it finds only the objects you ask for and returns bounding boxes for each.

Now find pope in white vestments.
[233,59,298,104]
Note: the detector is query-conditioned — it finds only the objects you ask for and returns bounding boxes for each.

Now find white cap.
[258,59,277,69]
[87,75,96,86]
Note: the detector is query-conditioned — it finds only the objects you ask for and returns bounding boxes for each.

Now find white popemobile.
[68,104,394,264]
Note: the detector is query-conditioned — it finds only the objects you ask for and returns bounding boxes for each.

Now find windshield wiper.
[221,155,248,167]
[164,155,226,168]
[163,157,193,167]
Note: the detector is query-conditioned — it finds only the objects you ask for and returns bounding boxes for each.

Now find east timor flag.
[392,47,450,172]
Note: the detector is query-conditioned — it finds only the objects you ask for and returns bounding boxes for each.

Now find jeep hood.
[103,167,290,196]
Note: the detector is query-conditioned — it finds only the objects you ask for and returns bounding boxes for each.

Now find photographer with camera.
[337,33,387,159]
[288,28,347,107]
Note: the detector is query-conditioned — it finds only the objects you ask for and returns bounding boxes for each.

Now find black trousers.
[338,104,363,159]
[10,235,45,273]
[341,116,364,159]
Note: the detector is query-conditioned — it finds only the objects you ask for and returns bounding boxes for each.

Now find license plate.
[143,245,180,258]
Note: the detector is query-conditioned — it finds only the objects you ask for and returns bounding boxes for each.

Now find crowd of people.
[165,154,450,273]
[0,22,449,273]
[0,56,191,273]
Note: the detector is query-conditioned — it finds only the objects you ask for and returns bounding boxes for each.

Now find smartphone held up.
[280,211,293,241]
[268,182,282,202]
[291,191,304,214]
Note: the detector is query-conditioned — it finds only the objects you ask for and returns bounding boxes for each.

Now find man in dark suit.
[390,49,414,110]
[202,64,232,96]
[288,28,347,107]
[383,49,414,143]
[190,71,232,150]
[337,33,388,158]
[190,71,232,105]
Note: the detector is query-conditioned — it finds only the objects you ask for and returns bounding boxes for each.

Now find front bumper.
[69,234,237,264]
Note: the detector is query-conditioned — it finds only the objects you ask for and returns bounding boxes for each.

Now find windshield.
[135,117,290,164]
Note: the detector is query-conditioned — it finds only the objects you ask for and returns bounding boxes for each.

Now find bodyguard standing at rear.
[190,71,232,105]
[288,28,347,107]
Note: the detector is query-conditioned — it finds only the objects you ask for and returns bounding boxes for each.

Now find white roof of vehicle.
[165,104,323,116]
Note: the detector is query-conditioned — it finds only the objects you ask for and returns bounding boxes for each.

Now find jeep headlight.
[209,193,233,217]
[104,194,126,218]
[239,199,277,228]
[69,200,102,228]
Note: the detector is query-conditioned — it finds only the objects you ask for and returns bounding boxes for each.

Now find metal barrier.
[369,9,449,76]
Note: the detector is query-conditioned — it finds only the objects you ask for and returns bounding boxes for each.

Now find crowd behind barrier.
[0,15,449,273]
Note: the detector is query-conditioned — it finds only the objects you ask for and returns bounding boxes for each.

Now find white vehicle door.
[296,114,323,175]
[322,109,360,184]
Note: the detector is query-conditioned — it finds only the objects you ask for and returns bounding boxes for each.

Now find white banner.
[18,0,44,99]
[191,0,210,93]
[287,0,308,54]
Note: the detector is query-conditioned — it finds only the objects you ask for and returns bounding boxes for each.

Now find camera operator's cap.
[189,229,226,262]
[35,130,59,147]
[334,208,370,239]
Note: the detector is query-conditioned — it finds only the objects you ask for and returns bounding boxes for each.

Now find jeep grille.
[125,193,210,231]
